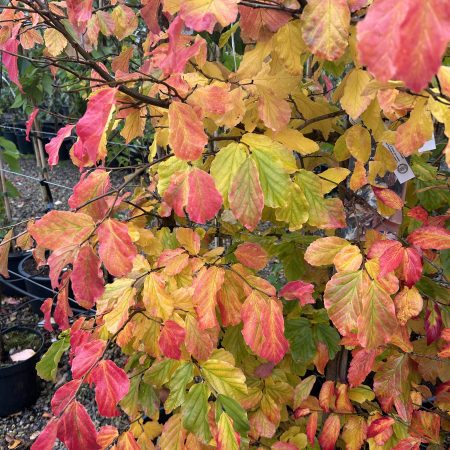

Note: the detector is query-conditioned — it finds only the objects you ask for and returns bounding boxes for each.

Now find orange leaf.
[394,286,423,326]
[97,219,137,277]
[319,381,336,412]
[0,229,12,278]
[180,0,239,33]
[229,157,264,231]
[187,168,223,224]
[318,414,341,450]
[185,314,218,361]
[193,266,225,329]
[301,0,350,60]
[234,242,268,271]
[241,291,289,364]
[407,225,450,250]
[372,186,404,210]
[348,349,376,387]
[97,426,119,449]
[305,236,350,266]
[168,102,207,161]
[29,211,95,251]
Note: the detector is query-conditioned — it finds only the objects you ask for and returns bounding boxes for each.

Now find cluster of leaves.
[0,0,449,449]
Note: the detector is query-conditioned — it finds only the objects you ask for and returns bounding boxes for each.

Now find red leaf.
[91,360,130,417]
[25,107,39,142]
[399,247,422,287]
[57,401,99,450]
[71,339,106,379]
[54,271,73,330]
[318,414,341,450]
[96,425,118,449]
[357,0,450,92]
[235,242,268,271]
[407,206,429,224]
[425,304,443,345]
[30,419,59,450]
[168,101,207,161]
[51,380,82,415]
[367,417,395,439]
[159,320,186,360]
[348,349,376,387]
[1,38,22,91]
[40,298,53,332]
[72,245,105,309]
[66,0,93,34]
[306,411,318,446]
[97,219,137,277]
[74,88,116,166]
[372,186,404,210]
[368,240,403,277]
[186,168,223,224]
[391,437,421,450]
[279,280,315,306]
[45,124,75,166]
[68,169,112,222]
[407,226,450,250]
[241,291,289,364]
[410,410,441,443]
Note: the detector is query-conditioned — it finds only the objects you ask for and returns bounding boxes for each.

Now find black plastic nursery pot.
[18,254,55,301]
[0,251,28,297]
[15,123,34,155]
[0,326,44,417]
[18,254,90,315]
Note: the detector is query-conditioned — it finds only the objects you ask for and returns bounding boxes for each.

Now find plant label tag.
[418,133,436,153]
[383,142,416,184]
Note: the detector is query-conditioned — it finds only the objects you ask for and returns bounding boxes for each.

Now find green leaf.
[285,317,315,364]
[216,394,249,436]
[165,362,194,413]
[219,22,240,48]
[200,358,247,399]
[243,134,293,208]
[143,359,179,386]
[36,335,70,381]
[313,323,341,359]
[210,142,247,208]
[182,383,212,442]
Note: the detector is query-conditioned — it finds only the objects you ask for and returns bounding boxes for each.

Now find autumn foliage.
[0,0,449,449]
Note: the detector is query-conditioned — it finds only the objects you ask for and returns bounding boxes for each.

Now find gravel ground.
[0,296,128,450]
[4,157,130,225]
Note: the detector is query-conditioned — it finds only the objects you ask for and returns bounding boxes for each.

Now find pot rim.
[0,326,44,377]
[18,254,51,281]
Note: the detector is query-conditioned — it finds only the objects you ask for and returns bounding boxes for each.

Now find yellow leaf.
[275,183,309,231]
[348,386,375,403]
[274,20,306,75]
[333,134,351,161]
[333,245,362,272]
[301,0,350,61]
[345,124,372,163]
[269,128,319,156]
[44,28,68,56]
[318,167,350,194]
[210,142,248,208]
[305,236,350,266]
[340,69,375,119]
[349,161,367,191]
[142,273,174,321]
[103,286,136,334]
[120,109,145,144]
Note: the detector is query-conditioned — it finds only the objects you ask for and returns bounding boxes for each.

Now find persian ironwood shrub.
[0,0,449,449]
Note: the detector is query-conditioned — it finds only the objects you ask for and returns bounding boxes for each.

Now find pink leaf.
[25,108,39,142]
[71,339,106,379]
[51,380,82,415]
[279,280,315,306]
[45,124,74,166]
